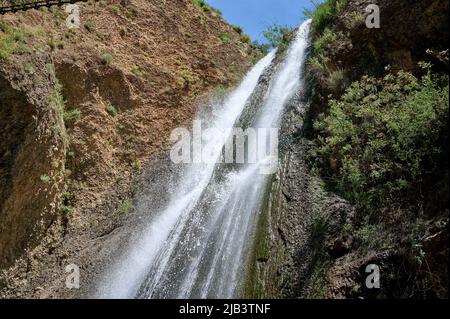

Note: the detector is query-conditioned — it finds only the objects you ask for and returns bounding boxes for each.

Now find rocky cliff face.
[0,53,67,269]
[242,44,356,299]
[0,0,258,298]
[247,0,448,299]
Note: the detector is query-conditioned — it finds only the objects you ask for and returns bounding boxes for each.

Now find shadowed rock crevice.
[0,57,67,270]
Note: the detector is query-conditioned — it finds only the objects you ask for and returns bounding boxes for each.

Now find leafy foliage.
[239,34,251,45]
[0,22,29,60]
[313,27,337,55]
[100,52,113,65]
[232,25,243,35]
[40,174,50,183]
[303,0,347,36]
[262,24,291,49]
[313,66,449,210]
[305,1,351,92]
[251,40,271,55]
[219,32,231,43]
[192,0,210,12]
[64,108,81,121]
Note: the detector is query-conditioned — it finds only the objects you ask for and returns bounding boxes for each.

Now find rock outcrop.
[246,0,448,299]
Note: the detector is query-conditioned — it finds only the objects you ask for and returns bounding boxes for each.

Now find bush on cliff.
[313,64,449,211]
[304,0,347,36]
[262,24,291,49]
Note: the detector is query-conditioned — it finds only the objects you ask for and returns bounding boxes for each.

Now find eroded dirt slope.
[0,0,259,298]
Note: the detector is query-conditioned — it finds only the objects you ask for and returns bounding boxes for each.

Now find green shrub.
[232,25,243,34]
[116,199,132,216]
[106,105,118,115]
[0,23,29,60]
[51,78,66,114]
[131,64,144,77]
[110,4,120,14]
[62,205,73,214]
[343,11,366,30]
[84,22,94,33]
[40,174,51,183]
[251,40,271,55]
[306,1,351,86]
[239,34,251,45]
[100,52,113,65]
[326,68,347,93]
[192,0,209,12]
[219,33,231,43]
[213,85,228,99]
[47,36,56,51]
[308,28,340,82]
[304,0,348,36]
[64,108,81,121]
[355,225,384,253]
[313,66,449,210]
[211,7,222,16]
[313,28,337,54]
[262,24,291,49]
[307,53,329,77]
[127,5,139,17]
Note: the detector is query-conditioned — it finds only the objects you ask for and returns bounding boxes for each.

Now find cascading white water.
[96,20,311,299]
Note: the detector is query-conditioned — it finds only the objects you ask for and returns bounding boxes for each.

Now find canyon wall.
[0,0,259,297]
[247,0,449,299]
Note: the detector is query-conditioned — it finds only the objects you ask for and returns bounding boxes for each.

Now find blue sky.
[207,0,317,43]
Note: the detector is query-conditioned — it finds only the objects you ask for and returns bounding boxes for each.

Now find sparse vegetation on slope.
[313,65,449,212]
[262,24,292,50]
[0,22,29,59]
[0,0,259,298]
[248,0,449,299]
[304,0,348,36]
[302,0,449,299]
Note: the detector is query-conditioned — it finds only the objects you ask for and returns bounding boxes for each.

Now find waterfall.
[96,20,311,299]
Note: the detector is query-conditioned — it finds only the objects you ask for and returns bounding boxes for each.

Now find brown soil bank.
[246,0,448,299]
[0,0,259,298]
